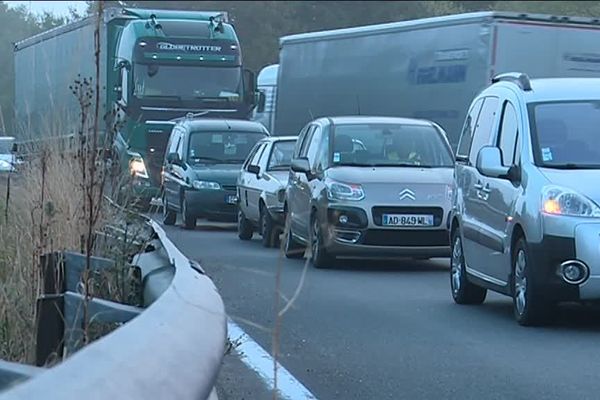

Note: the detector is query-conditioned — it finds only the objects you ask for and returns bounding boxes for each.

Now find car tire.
[162,193,176,226]
[283,210,304,259]
[260,206,275,248]
[181,194,196,230]
[238,209,253,240]
[310,213,335,269]
[450,230,487,305]
[512,237,555,326]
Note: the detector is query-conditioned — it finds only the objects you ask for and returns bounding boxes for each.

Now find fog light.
[339,215,349,224]
[560,260,589,285]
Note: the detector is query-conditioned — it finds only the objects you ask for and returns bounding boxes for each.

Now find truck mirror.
[256,91,266,113]
[11,143,17,153]
[243,69,256,105]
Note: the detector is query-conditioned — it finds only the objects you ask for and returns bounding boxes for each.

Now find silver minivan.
[451,73,600,326]
[284,116,455,268]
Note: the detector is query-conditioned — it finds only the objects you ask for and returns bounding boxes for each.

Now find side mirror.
[243,69,256,105]
[11,143,18,153]
[248,164,261,176]
[291,158,310,174]
[167,152,181,165]
[476,147,510,179]
[256,91,266,113]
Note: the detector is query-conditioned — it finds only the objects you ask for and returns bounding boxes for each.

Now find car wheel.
[512,237,555,326]
[450,230,486,305]
[238,209,253,241]
[283,209,304,259]
[181,194,196,230]
[162,193,176,226]
[310,214,335,269]
[260,206,275,248]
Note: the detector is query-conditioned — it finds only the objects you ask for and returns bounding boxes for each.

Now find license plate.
[382,214,434,227]
[225,194,238,204]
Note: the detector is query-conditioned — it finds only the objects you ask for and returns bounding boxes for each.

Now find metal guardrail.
[0,219,227,400]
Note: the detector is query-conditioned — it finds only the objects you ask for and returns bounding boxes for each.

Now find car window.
[315,127,330,172]
[497,101,519,166]
[469,96,499,165]
[293,125,310,158]
[330,123,453,167]
[299,125,317,158]
[250,143,267,166]
[176,131,184,159]
[456,98,484,160]
[167,129,181,156]
[530,100,600,167]
[187,131,266,164]
[243,142,262,170]
[267,140,295,171]
[306,126,323,167]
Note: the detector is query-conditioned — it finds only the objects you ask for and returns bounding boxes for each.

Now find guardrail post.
[35,294,65,367]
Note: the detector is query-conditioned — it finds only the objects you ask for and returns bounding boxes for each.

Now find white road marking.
[228,319,318,400]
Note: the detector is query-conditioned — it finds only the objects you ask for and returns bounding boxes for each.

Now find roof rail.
[492,72,532,91]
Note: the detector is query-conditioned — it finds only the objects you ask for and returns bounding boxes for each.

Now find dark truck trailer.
[14,7,259,206]
[274,11,600,148]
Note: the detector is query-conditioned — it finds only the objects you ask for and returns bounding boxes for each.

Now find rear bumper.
[185,189,238,220]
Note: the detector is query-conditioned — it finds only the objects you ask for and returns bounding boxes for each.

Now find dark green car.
[162,118,269,228]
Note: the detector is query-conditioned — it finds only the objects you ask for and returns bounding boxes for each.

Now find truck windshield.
[531,100,600,168]
[187,131,266,164]
[331,123,454,168]
[133,64,242,100]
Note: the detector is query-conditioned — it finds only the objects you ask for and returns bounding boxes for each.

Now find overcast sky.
[4,1,88,16]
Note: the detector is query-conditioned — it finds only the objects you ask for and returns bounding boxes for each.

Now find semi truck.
[274,11,600,148]
[251,63,278,134]
[14,7,261,207]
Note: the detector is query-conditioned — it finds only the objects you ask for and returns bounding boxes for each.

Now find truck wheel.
[512,237,555,326]
[260,206,275,248]
[450,230,487,305]
[238,209,253,241]
[162,193,176,226]
[181,195,196,230]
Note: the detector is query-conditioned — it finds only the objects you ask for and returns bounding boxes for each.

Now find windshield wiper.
[334,162,377,167]
[143,95,182,101]
[544,163,600,170]
[191,156,221,163]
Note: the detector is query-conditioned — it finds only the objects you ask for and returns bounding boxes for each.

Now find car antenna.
[224,119,232,130]
[356,95,361,115]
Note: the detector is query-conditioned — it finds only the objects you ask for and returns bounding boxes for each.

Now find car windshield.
[331,123,453,167]
[187,131,265,164]
[133,64,242,100]
[531,101,600,168]
[267,140,295,170]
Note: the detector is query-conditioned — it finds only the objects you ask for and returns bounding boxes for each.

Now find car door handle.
[481,184,491,194]
[474,183,484,190]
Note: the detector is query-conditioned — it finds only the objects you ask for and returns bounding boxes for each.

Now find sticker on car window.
[224,143,236,155]
[212,134,223,143]
[333,152,341,163]
[542,147,553,161]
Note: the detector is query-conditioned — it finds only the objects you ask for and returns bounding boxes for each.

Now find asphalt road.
[162,220,600,400]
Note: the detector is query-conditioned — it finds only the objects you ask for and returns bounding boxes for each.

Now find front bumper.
[321,205,450,258]
[267,205,285,225]
[185,188,238,221]
[529,223,600,301]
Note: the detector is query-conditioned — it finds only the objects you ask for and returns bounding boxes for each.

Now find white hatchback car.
[237,136,297,247]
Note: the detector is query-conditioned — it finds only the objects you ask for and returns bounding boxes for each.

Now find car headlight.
[193,180,221,190]
[326,178,365,201]
[129,158,148,179]
[541,185,600,218]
